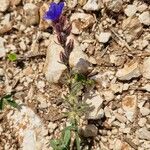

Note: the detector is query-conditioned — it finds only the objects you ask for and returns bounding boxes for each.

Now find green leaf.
[50,140,60,149]
[75,132,80,150]
[6,99,19,109]
[0,99,4,110]
[8,53,17,61]
[63,129,71,146]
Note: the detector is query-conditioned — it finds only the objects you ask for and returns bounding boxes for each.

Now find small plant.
[0,94,20,110]
[44,2,94,150]
[7,53,17,61]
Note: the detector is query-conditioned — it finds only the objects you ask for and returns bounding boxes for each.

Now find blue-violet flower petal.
[44,2,64,21]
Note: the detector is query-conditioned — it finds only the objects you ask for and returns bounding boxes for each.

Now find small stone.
[140,107,150,116]
[122,17,143,43]
[44,35,66,83]
[104,0,123,13]
[116,61,141,81]
[70,13,95,34]
[83,0,101,11]
[137,127,150,140]
[137,4,148,12]
[139,11,150,26]
[37,81,45,89]
[141,57,150,79]
[80,124,98,137]
[66,0,77,8]
[84,90,104,119]
[10,0,21,6]
[48,122,57,133]
[24,3,39,26]
[102,90,114,102]
[138,118,147,127]
[96,32,111,43]
[124,5,137,17]
[0,37,6,58]
[0,68,4,76]
[78,0,87,6]
[69,38,90,74]
[0,0,9,12]
[122,95,137,122]
[110,83,123,94]
[141,84,150,92]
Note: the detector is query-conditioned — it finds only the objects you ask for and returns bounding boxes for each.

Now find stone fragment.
[116,61,141,81]
[80,124,98,137]
[140,107,150,116]
[104,0,123,13]
[138,118,147,127]
[102,90,114,102]
[7,106,49,150]
[137,4,148,12]
[110,83,123,94]
[122,17,143,43]
[78,0,87,6]
[83,0,101,11]
[44,35,66,83]
[122,95,137,122]
[95,32,111,43]
[0,37,6,58]
[69,38,90,74]
[24,3,39,26]
[124,5,137,17]
[66,0,77,8]
[141,84,150,92]
[70,13,95,34]
[10,0,21,6]
[141,57,150,79]
[84,90,104,119]
[139,11,150,26]
[137,127,150,140]
[0,0,9,12]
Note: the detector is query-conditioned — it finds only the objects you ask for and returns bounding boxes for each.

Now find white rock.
[102,90,114,102]
[137,4,148,12]
[138,118,147,127]
[110,83,123,94]
[84,90,104,119]
[24,3,39,26]
[141,84,150,92]
[83,0,101,11]
[141,57,150,79]
[0,0,9,12]
[140,107,150,116]
[122,95,137,122]
[124,5,137,17]
[70,13,95,34]
[139,11,150,26]
[0,37,6,58]
[44,35,66,83]
[66,0,77,8]
[137,127,150,140]
[96,32,111,43]
[116,61,141,81]
[80,124,98,137]
[7,106,49,150]
[69,39,90,74]
[104,0,123,13]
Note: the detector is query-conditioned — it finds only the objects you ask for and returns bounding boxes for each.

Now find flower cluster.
[44,2,73,69]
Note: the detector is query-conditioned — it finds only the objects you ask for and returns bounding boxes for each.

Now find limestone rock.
[95,32,111,43]
[69,38,90,74]
[124,5,137,17]
[66,0,77,8]
[122,17,143,43]
[24,3,39,26]
[70,13,95,34]
[7,106,49,150]
[83,0,101,11]
[0,0,9,12]
[0,37,6,58]
[116,61,141,81]
[137,127,150,140]
[141,57,150,79]
[139,11,150,26]
[84,90,104,119]
[10,0,22,6]
[122,95,137,122]
[44,35,66,83]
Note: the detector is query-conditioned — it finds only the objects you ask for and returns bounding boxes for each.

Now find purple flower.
[44,2,64,21]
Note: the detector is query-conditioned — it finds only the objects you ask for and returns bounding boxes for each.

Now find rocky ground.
[0,0,150,150]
